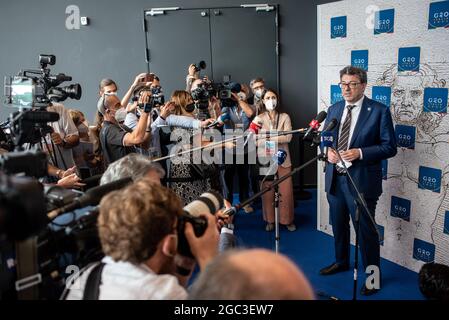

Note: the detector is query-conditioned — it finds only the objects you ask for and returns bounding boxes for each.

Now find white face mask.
[265,99,277,111]
[254,88,264,99]
[114,108,127,122]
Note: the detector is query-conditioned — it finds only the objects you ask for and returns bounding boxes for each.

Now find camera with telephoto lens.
[193,60,207,73]
[177,191,223,258]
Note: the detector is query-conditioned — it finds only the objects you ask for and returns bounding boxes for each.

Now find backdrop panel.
[317,0,449,272]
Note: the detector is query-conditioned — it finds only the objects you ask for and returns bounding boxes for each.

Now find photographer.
[100,153,165,186]
[98,92,151,166]
[122,73,158,113]
[221,84,254,214]
[64,179,219,300]
[43,102,80,170]
[167,90,216,205]
[249,77,266,114]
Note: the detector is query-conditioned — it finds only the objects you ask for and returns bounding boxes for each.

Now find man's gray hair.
[100,153,165,185]
[249,77,265,88]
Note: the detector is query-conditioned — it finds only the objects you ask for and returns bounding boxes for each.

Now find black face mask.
[185,103,195,113]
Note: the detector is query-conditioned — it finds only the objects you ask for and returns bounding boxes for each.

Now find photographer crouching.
[63,178,219,300]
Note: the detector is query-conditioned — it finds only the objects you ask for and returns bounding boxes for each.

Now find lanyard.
[268,112,280,131]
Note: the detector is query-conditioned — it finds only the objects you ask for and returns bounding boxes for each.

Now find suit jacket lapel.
[349,97,372,147]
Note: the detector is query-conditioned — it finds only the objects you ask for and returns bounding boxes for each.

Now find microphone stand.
[224,153,322,253]
[274,173,280,253]
[331,148,381,301]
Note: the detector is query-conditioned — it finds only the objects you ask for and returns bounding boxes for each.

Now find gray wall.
[0,0,336,186]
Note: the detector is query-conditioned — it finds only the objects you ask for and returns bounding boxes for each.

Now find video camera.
[215,81,241,108]
[4,54,81,109]
[2,55,82,148]
[133,85,165,112]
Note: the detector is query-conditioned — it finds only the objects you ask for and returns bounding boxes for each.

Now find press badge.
[265,140,276,156]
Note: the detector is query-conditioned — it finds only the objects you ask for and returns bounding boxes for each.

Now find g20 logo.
[433,11,449,19]
[331,16,346,38]
[424,88,448,113]
[376,19,391,28]
[333,25,344,31]
[422,176,437,184]
[418,166,442,193]
[428,97,444,104]
[394,205,407,213]
[413,239,435,263]
[375,95,387,102]
[428,1,449,29]
[398,134,411,140]
[398,47,420,72]
[402,57,416,64]
[417,248,431,257]
[391,196,411,221]
[351,50,369,71]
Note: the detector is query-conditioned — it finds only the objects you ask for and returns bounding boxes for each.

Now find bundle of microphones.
[46,110,337,221]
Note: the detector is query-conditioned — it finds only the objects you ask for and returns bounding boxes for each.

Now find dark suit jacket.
[323,96,397,198]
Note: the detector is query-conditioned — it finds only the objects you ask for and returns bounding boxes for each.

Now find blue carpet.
[230,189,425,300]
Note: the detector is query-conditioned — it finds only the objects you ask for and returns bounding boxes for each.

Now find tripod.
[224,154,323,255]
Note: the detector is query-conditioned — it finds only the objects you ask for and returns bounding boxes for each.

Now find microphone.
[261,149,287,185]
[243,121,262,147]
[224,149,287,217]
[322,118,338,132]
[319,118,338,162]
[303,111,327,140]
[47,177,132,220]
[206,112,231,128]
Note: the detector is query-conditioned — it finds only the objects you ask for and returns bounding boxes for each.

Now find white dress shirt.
[65,256,188,300]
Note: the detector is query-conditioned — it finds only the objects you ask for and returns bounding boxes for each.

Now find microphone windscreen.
[249,121,261,133]
[315,110,327,123]
[274,149,287,165]
[323,118,338,132]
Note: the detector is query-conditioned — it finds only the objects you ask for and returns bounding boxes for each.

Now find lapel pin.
[367,107,371,111]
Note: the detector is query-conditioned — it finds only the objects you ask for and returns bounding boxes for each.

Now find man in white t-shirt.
[45,102,79,170]
[64,178,219,300]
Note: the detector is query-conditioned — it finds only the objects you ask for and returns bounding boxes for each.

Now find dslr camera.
[133,85,165,112]
[177,190,223,258]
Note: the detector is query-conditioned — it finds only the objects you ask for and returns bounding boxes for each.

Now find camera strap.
[15,237,40,300]
[82,262,105,300]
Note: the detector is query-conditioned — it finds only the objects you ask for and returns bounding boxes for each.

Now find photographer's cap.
[97,92,118,115]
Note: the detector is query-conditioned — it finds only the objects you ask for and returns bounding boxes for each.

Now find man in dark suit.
[320,66,397,296]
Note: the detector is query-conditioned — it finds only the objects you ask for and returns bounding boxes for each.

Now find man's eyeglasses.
[339,82,361,89]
